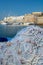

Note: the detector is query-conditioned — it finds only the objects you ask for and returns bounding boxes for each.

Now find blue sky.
[0,0,43,19]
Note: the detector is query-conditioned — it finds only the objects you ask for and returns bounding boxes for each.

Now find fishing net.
[0,25,43,65]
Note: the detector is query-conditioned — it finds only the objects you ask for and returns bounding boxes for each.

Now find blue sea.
[0,24,27,42]
[0,24,43,42]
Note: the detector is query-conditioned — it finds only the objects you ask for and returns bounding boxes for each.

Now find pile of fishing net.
[0,25,43,65]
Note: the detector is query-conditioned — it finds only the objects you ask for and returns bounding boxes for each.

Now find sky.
[0,0,43,20]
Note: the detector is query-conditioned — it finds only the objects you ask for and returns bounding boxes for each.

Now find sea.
[0,24,27,41]
[0,24,43,42]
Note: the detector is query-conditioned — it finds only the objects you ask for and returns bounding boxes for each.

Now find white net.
[0,25,43,65]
